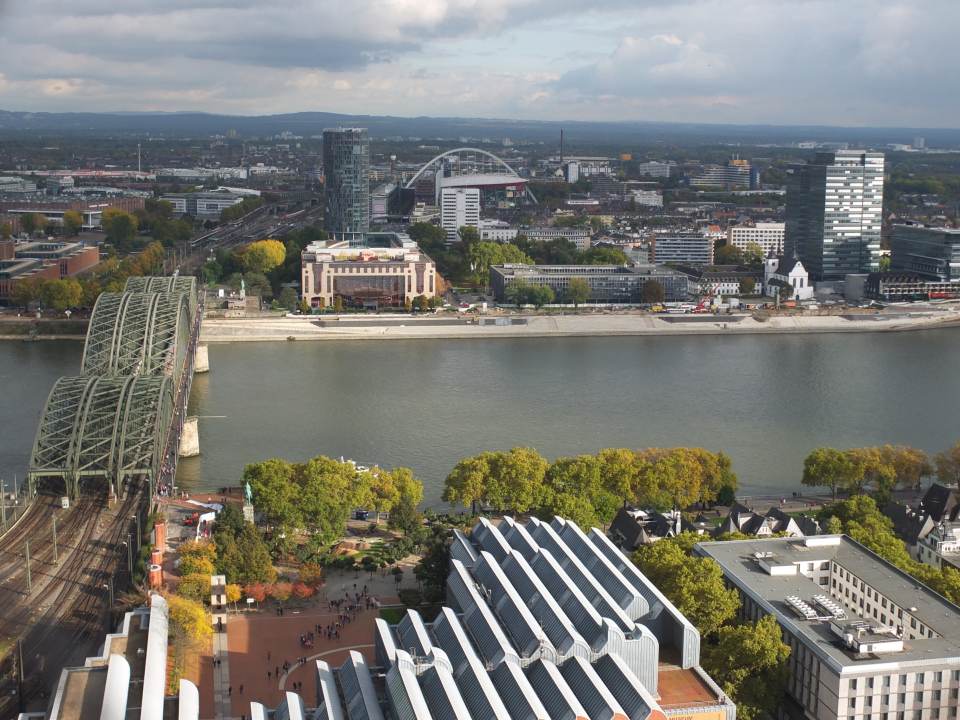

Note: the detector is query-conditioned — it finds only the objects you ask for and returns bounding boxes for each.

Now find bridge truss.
[82,292,191,388]
[29,375,174,498]
[28,276,201,499]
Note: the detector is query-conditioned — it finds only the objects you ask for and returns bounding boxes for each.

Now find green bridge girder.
[28,375,174,498]
[82,292,191,388]
[27,276,201,499]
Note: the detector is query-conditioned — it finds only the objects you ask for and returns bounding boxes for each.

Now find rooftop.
[696,535,960,671]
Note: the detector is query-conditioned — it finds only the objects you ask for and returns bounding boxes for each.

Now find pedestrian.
[239,684,244,694]
[267,670,271,680]
[267,650,271,661]
[228,686,232,696]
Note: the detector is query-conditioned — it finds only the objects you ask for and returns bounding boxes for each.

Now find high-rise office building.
[890,224,960,282]
[440,187,480,242]
[322,128,370,236]
[784,150,884,280]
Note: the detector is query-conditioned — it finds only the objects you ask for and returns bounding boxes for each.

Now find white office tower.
[441,187,480,242]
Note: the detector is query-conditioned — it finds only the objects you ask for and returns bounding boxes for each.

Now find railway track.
[0,483,148,714]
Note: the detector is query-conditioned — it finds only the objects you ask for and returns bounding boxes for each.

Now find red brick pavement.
[224,602,391,718]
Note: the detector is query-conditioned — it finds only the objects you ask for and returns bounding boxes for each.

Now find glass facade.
[891,225,960,282]
[785,151,884,280]
[323,128,370,235]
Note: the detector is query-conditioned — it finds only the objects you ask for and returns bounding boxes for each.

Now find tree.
[633,535,740,637]
[62,210,83,236]
[225,583,242,611]
[802,447,858,499]
[20,213,40,236]
[269,582,293,603]
[177,573,211,603]
[935,441,960,490]
[166,594,212,644]
[10,277,44,308]
[642,280,665,304]
[458,226,480,244]
[581,246,628,265]
[504,279,530,308]
[292,581,315,600]
[101,208,139,251]
[486,447,548,513]
[241,239,286,274]
[333,295,344,313]
[740,277,756,295]
[714,244,744,265]
[179,554,215,577]
[242,271,271,298]
[40,279,83,311]
[279,287,299,311]
[415,526,452,603]
[245,458,301,537]
[443,453,494,513]
[244,582,267,603]
[566,277,590,307]
[0,222,11,239]
[529,284,554,308]
[702,615,791,720]
[298,298,312,314]
[299,563,324,588]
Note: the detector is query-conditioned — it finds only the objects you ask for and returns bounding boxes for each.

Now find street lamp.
[102,577,114,609]
[131,513,141,546]
[121,535,132,573]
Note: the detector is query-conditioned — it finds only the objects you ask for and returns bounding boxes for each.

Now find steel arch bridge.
[404,147,538,204]
[27,275,203,500]
[28,375,174,498]
[82,292,191,387]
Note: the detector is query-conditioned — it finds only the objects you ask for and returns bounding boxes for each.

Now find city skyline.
[0,1,958,128]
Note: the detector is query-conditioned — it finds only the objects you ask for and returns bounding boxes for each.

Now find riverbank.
[0,318,88,341]
[200,308,960,342]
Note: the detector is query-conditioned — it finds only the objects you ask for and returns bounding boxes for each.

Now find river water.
[3,331,960,506]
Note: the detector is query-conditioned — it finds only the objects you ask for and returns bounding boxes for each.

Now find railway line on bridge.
[0,274,204,715]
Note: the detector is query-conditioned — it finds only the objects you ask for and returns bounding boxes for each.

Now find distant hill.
[0,109,957,148]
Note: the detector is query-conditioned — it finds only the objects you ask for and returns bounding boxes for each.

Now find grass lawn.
[379,606,406,624]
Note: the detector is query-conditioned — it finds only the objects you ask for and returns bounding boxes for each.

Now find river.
[3,330,960,506]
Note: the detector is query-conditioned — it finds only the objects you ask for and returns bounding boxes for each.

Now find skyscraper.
[784,150,884,280]
[322,128,370,237]
[440,187,480,242]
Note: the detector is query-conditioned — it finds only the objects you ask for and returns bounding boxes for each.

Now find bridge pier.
[194,344,210,373]
[179,416,200,458]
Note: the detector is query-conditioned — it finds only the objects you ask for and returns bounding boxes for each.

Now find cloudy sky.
[0,0,956,127]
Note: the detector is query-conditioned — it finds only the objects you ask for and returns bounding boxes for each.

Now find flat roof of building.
[697,535,960,671]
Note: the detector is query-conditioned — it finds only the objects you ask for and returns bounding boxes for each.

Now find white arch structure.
[404,147,538,204]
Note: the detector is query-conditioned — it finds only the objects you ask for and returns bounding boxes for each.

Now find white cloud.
[0,0,955,126]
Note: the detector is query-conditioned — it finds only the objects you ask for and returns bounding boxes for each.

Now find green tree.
[20,213,40,236]
[565,277,590,307]
[279,287,299,311]
[0,222,11,239]
[529,284,554,308]
[580,246,628,265]
[641,280,665,304]
[241,239,286,274]
[243,271,271,298]
[10,277,44,308]
[802,447,857,499]
[702,615,791,720]
[298,298,312,314]
[458,226,481,244]
[740,276,756,295]
[935,441,960,490]
[714,244,743,265]
[244,458,301,536]
[62,209,83,236]
[504,279,530,308]
[414,526,452,603]
[633,535,740,637]
[101,208,139,251]
[443,453,495,513]
[40,278,83,311]
[177,573,211,603]
[486,447,548,513]
[333,295,344,313]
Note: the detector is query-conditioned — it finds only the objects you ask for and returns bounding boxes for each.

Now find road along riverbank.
[201,309,960,342]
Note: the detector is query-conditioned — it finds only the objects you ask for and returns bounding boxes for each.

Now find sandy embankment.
[199,309,960,343]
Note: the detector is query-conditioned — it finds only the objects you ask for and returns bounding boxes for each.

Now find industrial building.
[251,516,735,720]
[22,594,199,720]
[301,234,436,309]
[784,151,885,280]
[696,535,960,720]
[490,263,689,303]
